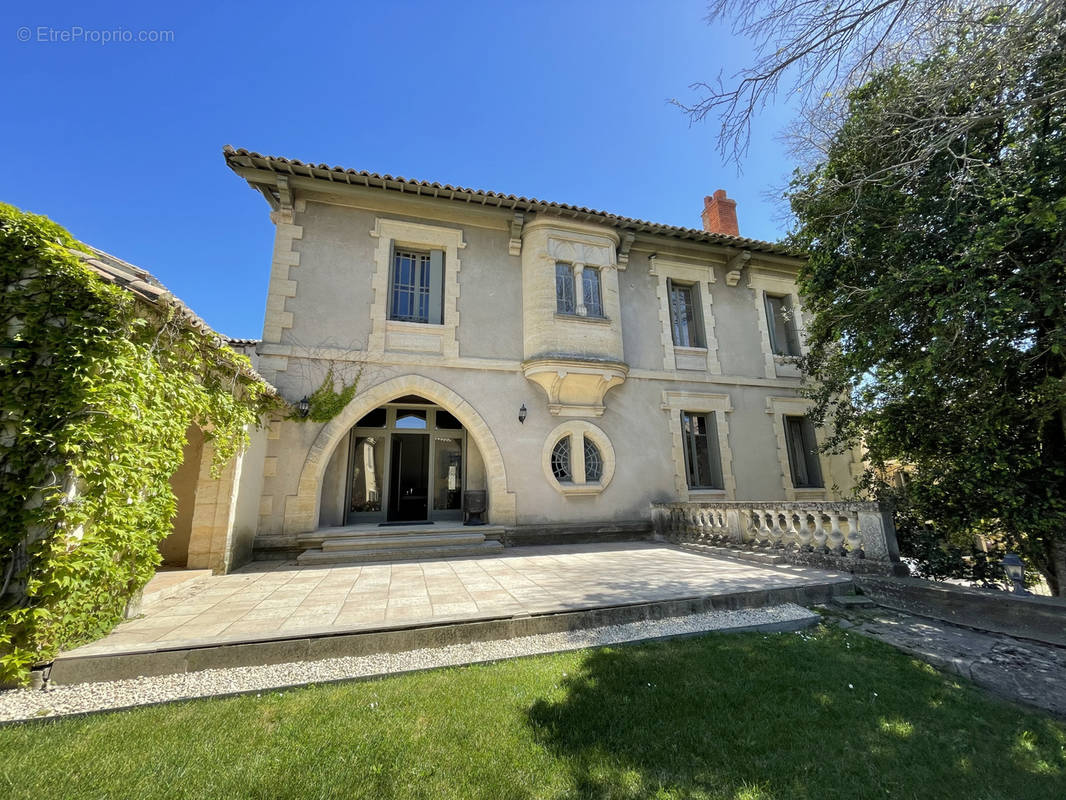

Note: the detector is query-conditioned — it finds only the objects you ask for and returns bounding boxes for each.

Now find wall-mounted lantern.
[1000,553,1029,595]
[518,403,527,424]
[297,395,310,418]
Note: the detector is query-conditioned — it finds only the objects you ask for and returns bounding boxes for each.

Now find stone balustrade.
[651,500,901,569]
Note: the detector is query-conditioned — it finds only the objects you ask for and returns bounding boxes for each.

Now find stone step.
[297,540,505,566]
[298,524,505,547]
[320,532,486,552]
[831,594,877,609]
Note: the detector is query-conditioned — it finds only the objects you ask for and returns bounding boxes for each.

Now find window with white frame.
[555,262,576,314]
[765,293,801,356]
[662,390,736,500]
[389,247,443,324]
[541,421,615,495]
[368,218,465,359]
[668,280,704,347]
[582,267,604,318]
[783,415,823,488]
[680,411,724,489]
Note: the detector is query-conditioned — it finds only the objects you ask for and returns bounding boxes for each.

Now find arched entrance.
[322,396,470,525]
[285,375,516,533]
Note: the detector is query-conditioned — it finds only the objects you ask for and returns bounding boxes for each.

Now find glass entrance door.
[344,400,467,526]
[388,434,430,522]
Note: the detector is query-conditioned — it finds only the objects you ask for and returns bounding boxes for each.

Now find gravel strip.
[0,603,815,722]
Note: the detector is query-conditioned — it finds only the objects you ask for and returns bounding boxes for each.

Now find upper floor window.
[783,415,823,488]
[390,248,444,324]
[765,294,801,356]
[582,268,603,318]
[668,279,704,347]
[556,262,576,314]
[681,411,723,489]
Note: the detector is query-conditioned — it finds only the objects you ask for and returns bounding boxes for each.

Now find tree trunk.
[1047,537,1066,598]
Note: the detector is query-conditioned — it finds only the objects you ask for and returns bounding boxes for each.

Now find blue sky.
[2,1,796,338]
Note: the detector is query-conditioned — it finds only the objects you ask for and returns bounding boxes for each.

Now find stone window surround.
[749,271,806,379]
[368,218,466,358]
[765,395,828,501]
[661,391,736,501]
[649,255,721,375]
[540,420,616,496]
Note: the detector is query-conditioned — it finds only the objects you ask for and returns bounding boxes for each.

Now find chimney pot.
[701,190,739,237]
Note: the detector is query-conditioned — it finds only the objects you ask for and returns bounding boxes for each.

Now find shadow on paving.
[525,627,1066,800]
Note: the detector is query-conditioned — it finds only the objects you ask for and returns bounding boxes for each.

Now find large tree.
[680,1,1065,168]
[787,22,1066,593]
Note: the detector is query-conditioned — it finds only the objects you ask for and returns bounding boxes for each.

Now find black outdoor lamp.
[297,395,310,418]
[1000,553,1029,595]
[518,403,527,424]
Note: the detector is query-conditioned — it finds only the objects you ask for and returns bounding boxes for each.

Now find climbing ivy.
[0,204,275,684]
[299,364,360,423]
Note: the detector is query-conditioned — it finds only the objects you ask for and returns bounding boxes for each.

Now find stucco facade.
[224,148,862,561]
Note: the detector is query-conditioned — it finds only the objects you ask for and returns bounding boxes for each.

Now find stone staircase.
[296,523,505,566]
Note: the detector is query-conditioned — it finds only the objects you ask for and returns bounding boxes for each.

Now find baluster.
[758,511,774,548]
[844,511,863,557]
[740,509,756,545]
[794,509,812,551]
[769,512,784,549]
[785,511,801,550]
[827,512,844,554]
[811,512,828,552]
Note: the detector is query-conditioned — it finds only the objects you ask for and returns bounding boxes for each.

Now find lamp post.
[1000,553,1029,595]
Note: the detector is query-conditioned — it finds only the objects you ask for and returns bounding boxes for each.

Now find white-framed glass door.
[344,400,466,525]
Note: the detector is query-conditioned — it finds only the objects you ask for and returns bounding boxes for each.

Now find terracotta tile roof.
[223,146,796,257]
[69,246,274,391]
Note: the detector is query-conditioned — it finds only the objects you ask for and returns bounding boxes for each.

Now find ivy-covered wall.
[0,204,274,684]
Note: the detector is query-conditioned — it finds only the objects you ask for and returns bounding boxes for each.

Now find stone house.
[220,146,879,568]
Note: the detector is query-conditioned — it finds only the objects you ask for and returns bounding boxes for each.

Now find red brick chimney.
[701,190,739,237]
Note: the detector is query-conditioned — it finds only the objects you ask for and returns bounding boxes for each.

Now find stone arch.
[284,374,516,532]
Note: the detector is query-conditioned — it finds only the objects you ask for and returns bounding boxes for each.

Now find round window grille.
[583,437,603,482]
[550,436,572,482]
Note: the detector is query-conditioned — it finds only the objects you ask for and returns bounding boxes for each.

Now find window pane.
[355,408,387,428]
[349,436,384,513]
[395,410,427,429]
[434,409,463,430]
[583,437,603,482]
[582,268,603,317]
[681,411,722,489]
[785,416,812,487]
[669,282,701,347]
[391,249,432,323]
[556,263,575,314]
[767,295,799,356]
[551,436,572,481]
[433,437,463,510]
[800,417,824,487]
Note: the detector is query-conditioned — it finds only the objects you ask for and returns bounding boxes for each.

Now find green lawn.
[0,626,1062,799]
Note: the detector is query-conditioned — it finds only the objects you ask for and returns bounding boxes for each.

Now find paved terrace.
[68,542,850,658]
